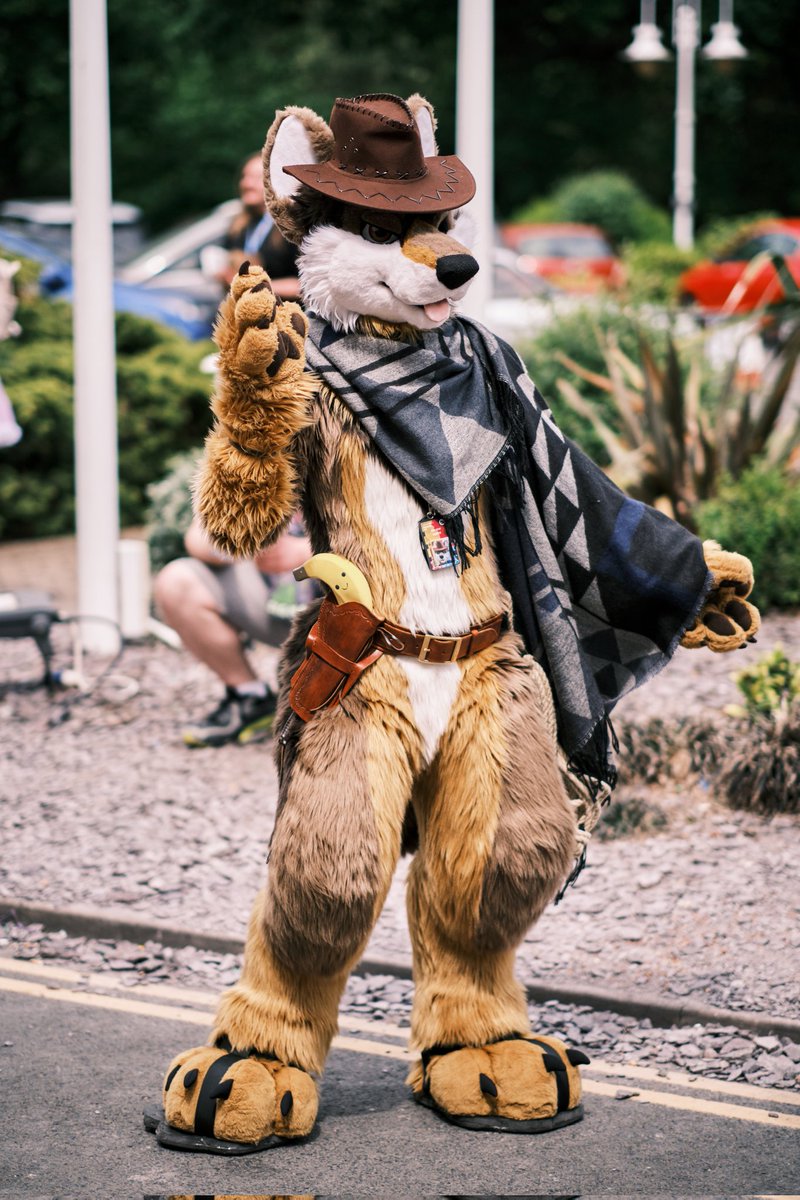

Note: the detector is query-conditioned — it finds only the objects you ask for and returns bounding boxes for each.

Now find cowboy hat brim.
[282,154,475,214]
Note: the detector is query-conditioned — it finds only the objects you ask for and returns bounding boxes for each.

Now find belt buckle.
[418,633,433,662]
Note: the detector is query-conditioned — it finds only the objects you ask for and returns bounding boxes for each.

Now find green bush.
[514,171,671,247]
[696,464,800,610]
[734,647,800,717]
[623,241,700,306]
[522,305,640,464]
[145,448,200,572]
[0,257,214,539]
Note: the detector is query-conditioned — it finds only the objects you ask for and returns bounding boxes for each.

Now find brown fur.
[266,700,383,975]
[212,896,342,1072]
[476,646,576,951]
[195,270,317,557]
[403,636,576,1054]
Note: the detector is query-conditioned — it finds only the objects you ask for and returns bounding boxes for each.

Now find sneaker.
[182,686,277,748]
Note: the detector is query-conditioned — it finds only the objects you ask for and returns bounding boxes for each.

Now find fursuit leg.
[406,642,588,1132]
[154,670,421,1152]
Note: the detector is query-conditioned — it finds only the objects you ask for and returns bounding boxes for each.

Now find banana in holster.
[288,597,384,721]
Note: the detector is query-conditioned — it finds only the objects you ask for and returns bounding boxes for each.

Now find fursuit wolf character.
[145,93,758,1153]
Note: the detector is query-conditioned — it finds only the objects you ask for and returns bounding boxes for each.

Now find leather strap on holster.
[289,599,506,723]
[289,600,383,722]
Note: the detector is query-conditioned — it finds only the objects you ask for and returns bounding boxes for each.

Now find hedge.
[696,463,800,611]
[0,268,214,539]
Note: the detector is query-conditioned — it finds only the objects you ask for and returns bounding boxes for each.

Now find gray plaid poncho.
[305,313,712,788]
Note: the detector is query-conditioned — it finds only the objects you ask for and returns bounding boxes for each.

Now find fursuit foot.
[143,1040,318,1155]
[408,1033,589,1134]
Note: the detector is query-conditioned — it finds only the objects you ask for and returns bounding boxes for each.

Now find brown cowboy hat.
[282,93,475,214]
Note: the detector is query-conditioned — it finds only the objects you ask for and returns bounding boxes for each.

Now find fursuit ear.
[262,106,334,245]
[406,94,439,157]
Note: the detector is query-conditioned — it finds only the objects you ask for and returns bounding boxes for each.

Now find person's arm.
[184,517,235,565]
[253,526,312,573]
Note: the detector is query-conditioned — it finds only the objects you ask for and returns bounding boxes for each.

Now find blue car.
[0,223,216,341]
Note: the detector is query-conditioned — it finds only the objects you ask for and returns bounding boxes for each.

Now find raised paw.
[409,1034,586,1133]
[223,262,307,378]
[148,1043,318,1153]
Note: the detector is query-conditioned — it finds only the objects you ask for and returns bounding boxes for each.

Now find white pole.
[70,0,120,651]
[456,0,494,322]
[673,2,698,249]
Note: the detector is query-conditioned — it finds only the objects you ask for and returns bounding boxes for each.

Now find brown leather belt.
[375,614,505,664]
[288,600,506,722]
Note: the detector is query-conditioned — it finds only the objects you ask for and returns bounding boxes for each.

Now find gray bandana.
[304,315,511,517]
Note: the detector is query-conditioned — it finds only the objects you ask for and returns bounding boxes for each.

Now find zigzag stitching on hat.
[302,160,461,205]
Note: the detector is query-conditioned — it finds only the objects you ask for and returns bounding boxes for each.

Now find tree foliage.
[1,2,798,234]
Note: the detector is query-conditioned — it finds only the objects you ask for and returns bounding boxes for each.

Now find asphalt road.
[1,962,798,1198]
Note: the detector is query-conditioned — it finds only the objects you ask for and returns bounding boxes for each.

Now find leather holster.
[289,598,384,722]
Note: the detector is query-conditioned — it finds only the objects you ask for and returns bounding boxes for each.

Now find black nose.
[436,253,479,290]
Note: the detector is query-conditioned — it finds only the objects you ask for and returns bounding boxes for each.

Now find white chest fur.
[363,456,470,764]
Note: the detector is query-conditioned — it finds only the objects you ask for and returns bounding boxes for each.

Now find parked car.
[678,220,800,313]
[0,198,144,265]
[500,222,624,293]
[0,220,220,341]
[116,199,239,312]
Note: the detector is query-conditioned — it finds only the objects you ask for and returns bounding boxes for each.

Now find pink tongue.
[423,299,450,323]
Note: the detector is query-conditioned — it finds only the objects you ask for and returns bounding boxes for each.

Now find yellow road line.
[2,960,798,1119]
[584,1058,798,1107]
[583,1076,800,1130]
[0,974,210,1026]
[0,956,412,1040]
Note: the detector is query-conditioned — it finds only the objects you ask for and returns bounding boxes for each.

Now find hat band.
[335,161,426,180]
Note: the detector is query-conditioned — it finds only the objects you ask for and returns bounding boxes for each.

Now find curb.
[2,897,799,1042]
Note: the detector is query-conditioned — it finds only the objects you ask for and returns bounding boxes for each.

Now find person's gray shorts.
[180,557,291,645]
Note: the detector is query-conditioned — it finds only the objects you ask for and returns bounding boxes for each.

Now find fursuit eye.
[362,224,399,245]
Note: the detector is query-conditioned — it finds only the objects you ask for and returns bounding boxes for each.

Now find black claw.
[542,1051,563,1073]
[567,1048,591,1067]
[478,1072,497,1097]
[164,1064,180,1092]
[209,1078,233,1101]
[251,279,273,293]
[280,1090,294,1116]
[256,315,273,328]
[290,312,305,335]
[183,1068,199,1087]
[238,260,251,275]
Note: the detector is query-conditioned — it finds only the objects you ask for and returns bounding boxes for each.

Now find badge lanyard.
[418,514,460,573]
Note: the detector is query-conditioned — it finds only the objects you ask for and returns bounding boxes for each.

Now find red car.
[500,222,625,293]
[678,220,800,313]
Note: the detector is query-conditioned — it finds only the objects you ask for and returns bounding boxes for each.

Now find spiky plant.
[720,702,800,814]
[554,267,800,528]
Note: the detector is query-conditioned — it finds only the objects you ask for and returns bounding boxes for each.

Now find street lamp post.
[623,1,748,250]
[673,2,699,249]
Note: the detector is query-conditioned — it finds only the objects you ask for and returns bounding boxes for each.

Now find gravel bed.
[2,921,799,1091]
[2,609,799,1020]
